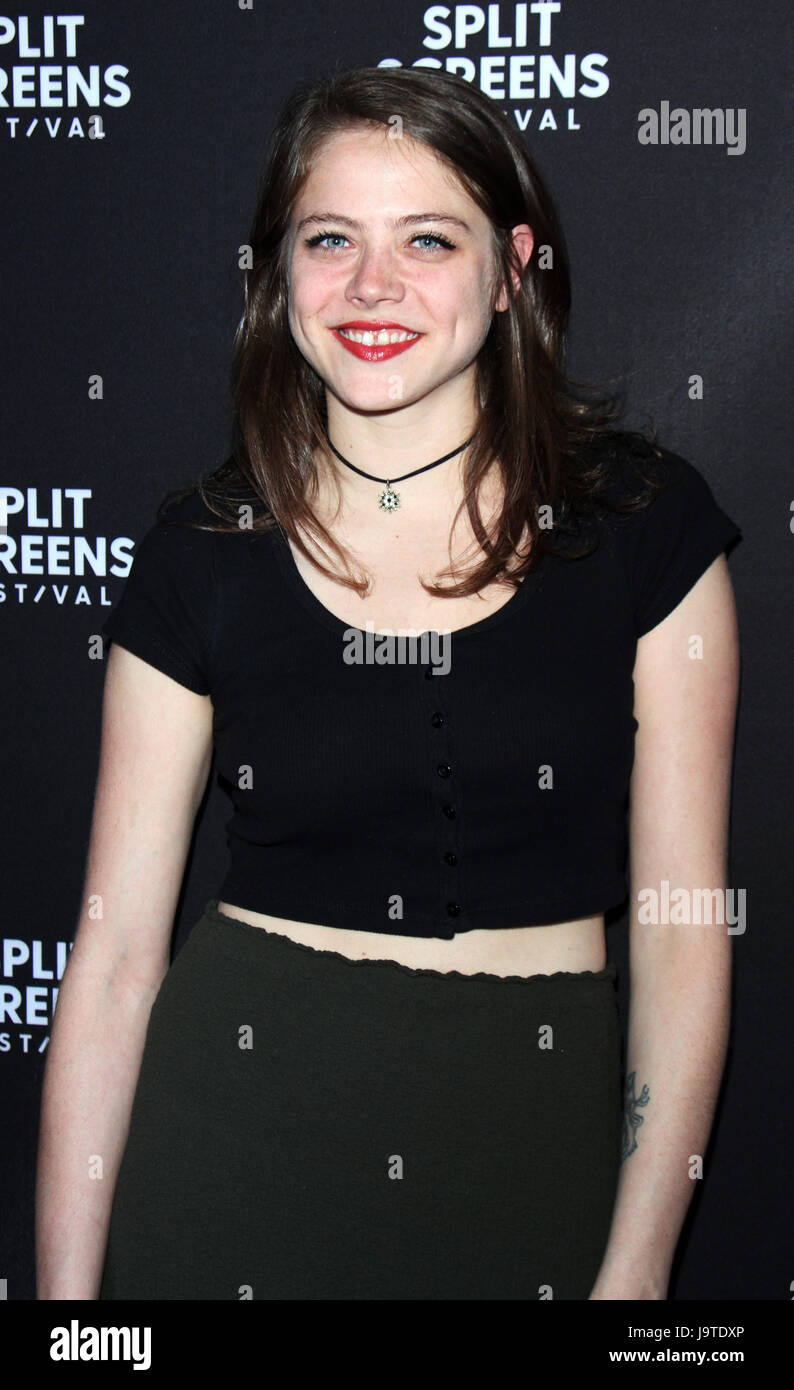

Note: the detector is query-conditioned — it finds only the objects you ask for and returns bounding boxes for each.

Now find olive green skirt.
[99,899,622,1300]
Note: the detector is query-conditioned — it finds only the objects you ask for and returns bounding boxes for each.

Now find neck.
[320,382,481,516]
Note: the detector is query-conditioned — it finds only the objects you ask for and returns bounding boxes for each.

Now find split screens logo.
[377,2,610,133]
[0,486,136,609]
[0,13,131,140]
[1,931,72,1056]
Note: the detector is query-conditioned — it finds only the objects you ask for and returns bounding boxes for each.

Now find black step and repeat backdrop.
[3,0,792,1303]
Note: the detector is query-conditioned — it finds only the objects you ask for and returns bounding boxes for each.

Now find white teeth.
[338,328,419,345]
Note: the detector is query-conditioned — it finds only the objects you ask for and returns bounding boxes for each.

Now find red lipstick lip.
[331,326,422,362]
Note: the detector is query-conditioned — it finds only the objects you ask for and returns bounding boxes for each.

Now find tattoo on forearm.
[621,1070,650,1161]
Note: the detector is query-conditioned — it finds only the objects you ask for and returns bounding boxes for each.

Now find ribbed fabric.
[101,448,741,939]
[98,900,623,1300]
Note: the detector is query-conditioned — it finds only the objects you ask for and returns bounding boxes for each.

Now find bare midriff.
[214,902,607,977]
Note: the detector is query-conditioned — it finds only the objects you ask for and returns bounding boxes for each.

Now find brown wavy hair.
[161,64,667,598]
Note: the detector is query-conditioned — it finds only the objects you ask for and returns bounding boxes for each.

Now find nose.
[345,243,405,308]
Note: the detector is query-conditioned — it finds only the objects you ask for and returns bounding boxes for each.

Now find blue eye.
[304,232,350,250]
[412,233,456,251]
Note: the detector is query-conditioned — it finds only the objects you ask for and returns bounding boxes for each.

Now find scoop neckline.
[270,524,540,642]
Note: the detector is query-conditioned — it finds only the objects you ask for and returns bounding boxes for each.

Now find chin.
[331,387,414,415]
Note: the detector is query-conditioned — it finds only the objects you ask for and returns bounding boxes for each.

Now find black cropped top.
[100,447,741,939]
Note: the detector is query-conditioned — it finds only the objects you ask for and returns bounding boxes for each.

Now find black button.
[446,902,461,917]
[430,711,444,727]
[443,852,457,866]
[437,763,452,778]
[442,804,456,819]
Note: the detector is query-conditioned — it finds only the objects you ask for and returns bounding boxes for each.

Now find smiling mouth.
[336,327,420,345]
[330,325,423,362]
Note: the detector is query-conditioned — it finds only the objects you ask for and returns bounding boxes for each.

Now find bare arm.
[35,643,214,1299]
[589,553,740,1299]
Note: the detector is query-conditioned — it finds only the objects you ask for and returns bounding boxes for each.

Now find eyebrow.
[295,212,472,234]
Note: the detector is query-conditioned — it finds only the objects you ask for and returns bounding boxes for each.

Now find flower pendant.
[378,484,401,513]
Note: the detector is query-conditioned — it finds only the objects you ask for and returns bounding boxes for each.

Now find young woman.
[36,66,741,1301]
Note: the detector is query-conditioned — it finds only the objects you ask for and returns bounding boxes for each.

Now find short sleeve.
[101,491,217,695]
[612,450,742,638]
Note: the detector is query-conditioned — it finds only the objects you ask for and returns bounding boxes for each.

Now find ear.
[494,224,534,311]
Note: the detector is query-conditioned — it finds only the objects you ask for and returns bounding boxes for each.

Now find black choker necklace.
[324,431,476,513]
